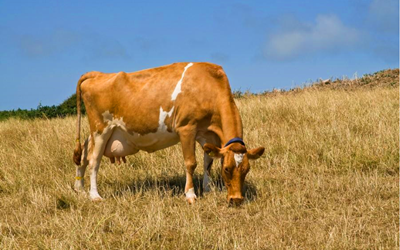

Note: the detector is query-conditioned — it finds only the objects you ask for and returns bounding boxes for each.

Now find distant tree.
[0,93,86,121]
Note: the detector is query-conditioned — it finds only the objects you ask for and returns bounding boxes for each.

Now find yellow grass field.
[0,87,398,249]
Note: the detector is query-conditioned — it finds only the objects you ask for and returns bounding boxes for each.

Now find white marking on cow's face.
[171,63,193,101]
[234,153,244,167]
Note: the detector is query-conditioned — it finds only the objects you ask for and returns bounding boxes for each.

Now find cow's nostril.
[228,197,244,206]
[234,198,244,204]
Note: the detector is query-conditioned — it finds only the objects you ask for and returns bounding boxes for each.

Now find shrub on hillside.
[0,94,86,121]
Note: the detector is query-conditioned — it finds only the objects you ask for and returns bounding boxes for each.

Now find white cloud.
[264,14,361,61]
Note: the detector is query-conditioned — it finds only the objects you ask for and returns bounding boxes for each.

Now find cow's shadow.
[111,172,258,202]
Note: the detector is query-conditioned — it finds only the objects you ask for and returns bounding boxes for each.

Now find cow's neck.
[218,101,243,147]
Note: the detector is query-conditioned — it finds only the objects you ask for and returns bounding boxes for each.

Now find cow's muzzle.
[228,196,244,206]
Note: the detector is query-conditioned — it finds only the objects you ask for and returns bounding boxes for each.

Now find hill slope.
[0,84,398,248]
[1,68,398,120]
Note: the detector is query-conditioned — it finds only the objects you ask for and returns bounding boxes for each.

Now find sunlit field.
[0,86,398,249]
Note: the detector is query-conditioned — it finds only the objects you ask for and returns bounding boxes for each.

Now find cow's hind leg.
[202,152,213,192]
[197,135,219,193]
[88,128,113,201]
[74,136,91,192]
[178,126,197,204]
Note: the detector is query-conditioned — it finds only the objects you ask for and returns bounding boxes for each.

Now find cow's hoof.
[186,197,196,204]
[185,188,197,204]
[90,192,103,202]
[74,185,85,193]
[91,196,103,202]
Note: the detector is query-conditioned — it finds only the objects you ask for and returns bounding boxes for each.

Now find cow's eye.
[224,168,230,174]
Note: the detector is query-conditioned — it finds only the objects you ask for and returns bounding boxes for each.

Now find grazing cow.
[73,62,264,205]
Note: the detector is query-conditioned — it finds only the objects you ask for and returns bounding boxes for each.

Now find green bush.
[0,94,86,121]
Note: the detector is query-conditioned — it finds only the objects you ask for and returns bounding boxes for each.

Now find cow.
[73,62,265,205]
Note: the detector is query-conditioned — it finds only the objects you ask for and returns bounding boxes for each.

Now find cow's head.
[203,141,264,205]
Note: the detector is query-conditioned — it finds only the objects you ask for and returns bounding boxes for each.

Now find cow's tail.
[73,72,95,165]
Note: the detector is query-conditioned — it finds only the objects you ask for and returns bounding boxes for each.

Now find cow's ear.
[203,143,223,158]
[247,147,265,160]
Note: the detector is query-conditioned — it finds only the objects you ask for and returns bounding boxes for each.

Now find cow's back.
[81,63,232,136]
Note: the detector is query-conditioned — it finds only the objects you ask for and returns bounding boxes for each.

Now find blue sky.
[0,0,398,110]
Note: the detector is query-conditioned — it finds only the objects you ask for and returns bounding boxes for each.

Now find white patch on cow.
[158,106,174,132]
[102,110,126,128]
[185,187,196,199]
[102,110,113,123]
[126,105,178,150]
[234,153,244,167]
[100,108,180,155]
[171,63,193,101]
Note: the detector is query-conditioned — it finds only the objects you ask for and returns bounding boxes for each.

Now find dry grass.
[0,87,398,249]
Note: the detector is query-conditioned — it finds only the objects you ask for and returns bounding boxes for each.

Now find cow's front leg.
[178,127,197,204]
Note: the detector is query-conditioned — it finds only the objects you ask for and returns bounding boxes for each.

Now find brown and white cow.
[73,62,264,205]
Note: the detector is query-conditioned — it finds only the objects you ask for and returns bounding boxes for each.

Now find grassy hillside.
[0,68,397,121]
[0,85,398,248]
